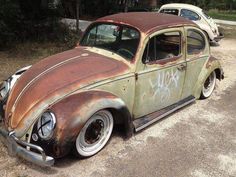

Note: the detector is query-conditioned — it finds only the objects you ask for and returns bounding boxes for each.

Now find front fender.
[48,90,133,157]
[193,56,223,99]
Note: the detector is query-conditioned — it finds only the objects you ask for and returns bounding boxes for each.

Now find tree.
[227,0,236,12]
[124,0,129,12]
[76,0,80,33]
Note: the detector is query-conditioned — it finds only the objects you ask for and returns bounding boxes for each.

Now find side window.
[142,31,182,63]
[160,9,179,16]
[142,37,156,63]
[180,9,200,21]
[187,29,205,55]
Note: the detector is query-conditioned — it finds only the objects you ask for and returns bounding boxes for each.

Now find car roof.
[96,12,197,33]
[160,3,203,13]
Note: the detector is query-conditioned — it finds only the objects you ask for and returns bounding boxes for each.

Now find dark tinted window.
[160,9,179,16]
[187,29,205,55]
[180,9,200,21]
[142,31,182,63]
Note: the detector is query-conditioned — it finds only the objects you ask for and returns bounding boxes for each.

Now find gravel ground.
[0,27,236,177]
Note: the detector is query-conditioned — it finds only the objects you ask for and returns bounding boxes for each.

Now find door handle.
[177,64,186,71]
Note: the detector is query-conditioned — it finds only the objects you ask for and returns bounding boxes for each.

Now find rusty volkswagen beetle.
[0,13,224,166]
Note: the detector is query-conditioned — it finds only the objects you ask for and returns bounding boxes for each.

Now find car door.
[133,28,187,118]
[181,26,209,99]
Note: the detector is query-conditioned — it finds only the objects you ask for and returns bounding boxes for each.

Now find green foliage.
[208,9,236,21]
[0,0,80,49]
[0,0,22,47]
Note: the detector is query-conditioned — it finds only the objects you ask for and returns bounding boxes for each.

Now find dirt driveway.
[0,27,236,177]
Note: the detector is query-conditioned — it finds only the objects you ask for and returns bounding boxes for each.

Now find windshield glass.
[202,11,211,19]
[80,23,140,61]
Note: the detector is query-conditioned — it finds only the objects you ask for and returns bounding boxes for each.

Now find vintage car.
[0,12,224,166]
[158,3,224,44]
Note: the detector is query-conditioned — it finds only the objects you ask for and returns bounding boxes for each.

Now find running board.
[133,96,196,132]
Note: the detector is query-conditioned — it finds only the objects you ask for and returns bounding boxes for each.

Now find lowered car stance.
[0,12,224,166]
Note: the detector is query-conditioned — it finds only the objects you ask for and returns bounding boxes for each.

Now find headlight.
[0,65,31,102]
[0,80,10,101]
[37,111,56,140]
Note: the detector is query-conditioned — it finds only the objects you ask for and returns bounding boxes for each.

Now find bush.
[0,0,22,47]
[0,0,80,49]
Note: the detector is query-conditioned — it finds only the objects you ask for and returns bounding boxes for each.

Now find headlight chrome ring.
[37,111,56,140]
[0,80,10,101]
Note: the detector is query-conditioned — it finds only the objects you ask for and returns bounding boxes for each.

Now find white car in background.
[158,3,224,44]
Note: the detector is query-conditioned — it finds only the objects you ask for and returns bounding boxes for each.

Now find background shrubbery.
[0,0,236,49]
[0,0,80,49]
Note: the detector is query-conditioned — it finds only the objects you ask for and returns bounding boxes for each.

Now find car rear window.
[159,9,179,16]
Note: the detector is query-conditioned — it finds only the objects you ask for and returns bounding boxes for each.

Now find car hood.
[5,47,130,134]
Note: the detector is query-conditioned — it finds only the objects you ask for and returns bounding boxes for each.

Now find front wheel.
[75,110,114,157]
[200,71,216,99]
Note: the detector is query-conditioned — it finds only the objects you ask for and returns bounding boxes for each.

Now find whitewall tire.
[75,110,114,157]
[201,71,216,99]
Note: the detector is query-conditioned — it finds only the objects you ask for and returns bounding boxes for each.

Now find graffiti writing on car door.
[149,69,180,102]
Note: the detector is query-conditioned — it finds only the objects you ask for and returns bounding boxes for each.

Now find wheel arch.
[215,68,224,80]
[193,56,223,99]
[47,90,133,157]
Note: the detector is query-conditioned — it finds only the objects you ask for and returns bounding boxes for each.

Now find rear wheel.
[200,71,216,99]
[75,110,114,157]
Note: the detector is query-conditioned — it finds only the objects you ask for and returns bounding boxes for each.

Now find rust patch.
[5,48,130,129]
[29,91,131,157]
[97,12,197,34]
[147,55,183,66]
[206,55,218,69]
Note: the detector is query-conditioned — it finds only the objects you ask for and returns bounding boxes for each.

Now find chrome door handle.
[177,64,186,71]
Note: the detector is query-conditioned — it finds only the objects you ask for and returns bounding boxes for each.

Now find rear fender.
[193,56,223,99]
[198,23,215,40]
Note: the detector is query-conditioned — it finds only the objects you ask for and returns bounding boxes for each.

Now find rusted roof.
[97,12,197,33]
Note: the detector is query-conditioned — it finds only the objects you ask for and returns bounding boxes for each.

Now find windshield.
[202,11,211,19]
[80,23,140,61]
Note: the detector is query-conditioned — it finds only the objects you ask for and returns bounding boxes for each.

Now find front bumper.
[214,32,224,42]
[0,127,54,167]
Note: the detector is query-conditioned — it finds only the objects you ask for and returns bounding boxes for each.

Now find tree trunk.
[76,0,80,33]
[124,0,129,12]
[230,3,233,13]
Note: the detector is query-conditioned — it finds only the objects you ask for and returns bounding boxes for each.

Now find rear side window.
[180,9,200,21]
[160,9,179,16]
[187,29,205,55]
[142,31,182,63]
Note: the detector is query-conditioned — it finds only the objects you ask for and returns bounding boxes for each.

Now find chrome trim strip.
[10,133,47,161]
[134,97,196,132]
[12,55,82,111]
[0,129,54,166]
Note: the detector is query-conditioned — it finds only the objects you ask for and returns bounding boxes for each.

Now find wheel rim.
[76,110,113,157]
[202,71,216,98]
